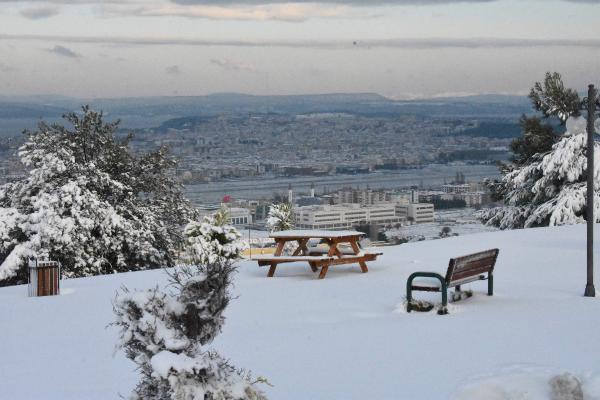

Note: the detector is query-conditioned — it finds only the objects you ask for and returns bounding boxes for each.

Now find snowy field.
[385,208,499,242]
[2,224,600,399]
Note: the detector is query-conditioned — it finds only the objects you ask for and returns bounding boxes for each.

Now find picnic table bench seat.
[307,246,383,257]
[406,248,499,315]
[252,255,334,266]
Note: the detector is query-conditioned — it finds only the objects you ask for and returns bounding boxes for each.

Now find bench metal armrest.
[406,272,448,313]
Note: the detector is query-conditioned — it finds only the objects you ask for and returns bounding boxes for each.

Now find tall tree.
[486,72,580,203]
[479,116,600,229]
[0,107,196,285]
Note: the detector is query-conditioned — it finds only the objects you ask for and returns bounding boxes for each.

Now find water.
[183,164,500,204]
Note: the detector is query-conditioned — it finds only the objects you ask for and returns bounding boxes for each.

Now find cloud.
[171,0,497,3]
[210,58,257,72]
[101,3,351,22]
[5,34,600,50]
[20,5,60,19]
[47,45,80,57]
[165,65,182,75]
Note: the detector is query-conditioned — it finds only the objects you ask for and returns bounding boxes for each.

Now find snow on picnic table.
[2,224,600,399]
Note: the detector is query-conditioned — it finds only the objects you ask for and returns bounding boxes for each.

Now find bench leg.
[358,261,368,273]
[438,285,448,315]
[488,272,494,296]
[406,279,413,312]
[267,263,277,277]
[318,265,329,279]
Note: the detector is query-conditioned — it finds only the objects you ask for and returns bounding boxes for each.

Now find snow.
[2,224,600,399]
[269,229,364,238]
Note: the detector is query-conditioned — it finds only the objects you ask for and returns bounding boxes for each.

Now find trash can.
[28,259,61,297]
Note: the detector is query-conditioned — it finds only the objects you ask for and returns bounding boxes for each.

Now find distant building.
[294,203,404,230]
[229,207,253,226]
[335,188,389,206]
[197,205,253,226]
[396,203,435,223]
[442,184,471,194]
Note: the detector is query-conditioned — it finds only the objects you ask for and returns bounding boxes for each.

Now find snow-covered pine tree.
[113,216,266,400]
[478,116,600,229]
[0,107,196,285]
[265,203,294,232]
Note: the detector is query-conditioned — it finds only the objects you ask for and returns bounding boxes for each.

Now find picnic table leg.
[292,238,309,256]
[274,239,286,256]
[267,239,286,278]
[308,262,318,273]
[318,264,329,279]
[267,263,277,277]
[350,240,369,273]
[317,240,340,279]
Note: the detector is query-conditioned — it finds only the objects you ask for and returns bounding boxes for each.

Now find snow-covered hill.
[1,225,600,399]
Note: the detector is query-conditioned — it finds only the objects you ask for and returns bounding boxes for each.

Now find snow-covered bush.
[549,373,583,400]
[114,219,266,400]
[0,107,196,285]
[265,203,294,232]
[478,116,600,229]
[182,217,246,266]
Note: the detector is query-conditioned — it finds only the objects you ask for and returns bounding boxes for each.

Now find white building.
[197,205,253,226]
[294,203,404,230]
[229,207,253,226]
[396,203,435,223]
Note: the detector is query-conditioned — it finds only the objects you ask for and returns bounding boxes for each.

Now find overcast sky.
[1,0,599,98]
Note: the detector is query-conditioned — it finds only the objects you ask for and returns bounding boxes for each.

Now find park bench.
[406,248,499,315]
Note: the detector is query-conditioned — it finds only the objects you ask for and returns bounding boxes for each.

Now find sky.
[0,0,600,99]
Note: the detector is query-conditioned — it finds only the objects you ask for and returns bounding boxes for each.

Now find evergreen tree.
[113,216,265,400]
[510,116,558,165]
[510,72,578,166]
[265,203,295,232]
[486,72,580,202]
[478,116,600,229]
[0,107,196,285]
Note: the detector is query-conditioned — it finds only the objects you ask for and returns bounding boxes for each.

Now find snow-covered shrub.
[114,219,266,400]
[182,217,246,266]
[478,117,600,229]
[265,203,294,232]
[549,373,583,400]
[0,107,196,285]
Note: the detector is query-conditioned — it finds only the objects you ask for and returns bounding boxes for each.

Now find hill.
[0,93,532,136]
[1,224,599,399]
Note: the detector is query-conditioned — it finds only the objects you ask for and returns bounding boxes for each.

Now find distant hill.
[0,92,533,136]
[0,102,70,119]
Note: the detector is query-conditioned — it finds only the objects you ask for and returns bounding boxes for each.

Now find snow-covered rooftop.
[1,224,600,399]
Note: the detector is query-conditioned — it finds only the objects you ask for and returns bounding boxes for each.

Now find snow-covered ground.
[2,224,600,399]
[386,208,498,241]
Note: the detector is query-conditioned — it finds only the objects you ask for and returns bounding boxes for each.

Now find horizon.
[1,90,531,102]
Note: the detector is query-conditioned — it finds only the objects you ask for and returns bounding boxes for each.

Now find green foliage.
[213,206,231,227]
[510,115,559,165]
[529,72,581,124]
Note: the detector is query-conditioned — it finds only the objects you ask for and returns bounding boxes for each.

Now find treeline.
[457,121,521,139]
[437,149,509,163]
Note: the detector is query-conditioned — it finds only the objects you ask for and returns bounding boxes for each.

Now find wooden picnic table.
[253,230,381,279]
